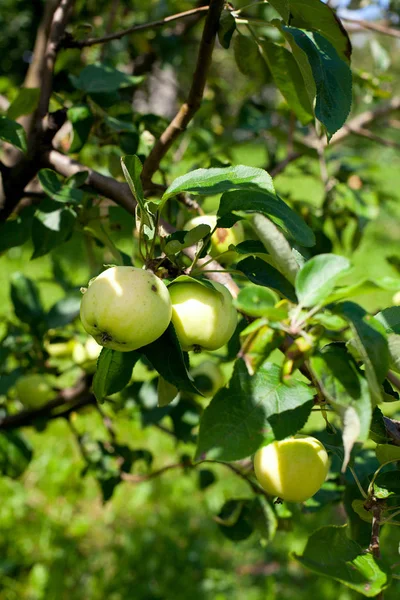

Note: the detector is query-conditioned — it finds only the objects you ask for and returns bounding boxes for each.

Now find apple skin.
[254,435,329,503]
[15,374,57,409]
[169,281,237,352]
[80,266,172,352]
[190,361,226,397]
[185,215,244,264]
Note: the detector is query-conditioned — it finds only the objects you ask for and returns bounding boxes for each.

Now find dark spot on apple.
[151,285,157,292]
[101,332,112,343]
[193,345,202,354]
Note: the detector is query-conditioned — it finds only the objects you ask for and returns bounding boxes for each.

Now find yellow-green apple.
[80,266,172,351]
[169,280,237,352]
[254,435,329,502]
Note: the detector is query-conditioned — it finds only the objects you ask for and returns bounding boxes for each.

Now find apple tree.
[1,0,400,597]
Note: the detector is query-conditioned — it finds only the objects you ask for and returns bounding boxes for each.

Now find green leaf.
[283,28,352,137]
[295,254,350,308]
[334,302,389,404]
[67,104,94,153]
[162,165,275,205]
[10,273,44,329]
[142,323,199,395]
[0,208,34,253]
[388,334,400,373]
[45,294,81,329]
[239,321,286,375]
[311,344,372,471]
[234,240,268,256]
[38,169,83,204]
[268,0,290,22]
[120,155,151,227]
[71,63,143,94]
[233,34,267,79]
[196,360,314,461]
[93,348,140,403]
[258,41,313,124]
[276,23,316,107]
[0,432,33,479]
[0,116,27,152]
[157,376,179,408]
[247,213,299,284]
[287,0,351,62]
[218,190,315,247]
[235,286,286,320]
[31,204,76,259]
[375,444,400,465]
[237,256,296,302]
[294,525,391,596]
[375,306,400,334]
[218,8,236,49]
[7,88,40,120]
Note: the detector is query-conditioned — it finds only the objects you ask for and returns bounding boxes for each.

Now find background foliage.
[1,0,400,598]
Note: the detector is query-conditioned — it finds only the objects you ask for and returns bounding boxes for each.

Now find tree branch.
[0,377,92,431]
[341,16,400,39]
[37,0,75,120]
[63,5,209,49]
[141,0,225,184]
[269,97,400,176]
[45,149,239,295]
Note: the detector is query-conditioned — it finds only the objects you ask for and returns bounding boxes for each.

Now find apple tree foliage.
[1,0,400,596]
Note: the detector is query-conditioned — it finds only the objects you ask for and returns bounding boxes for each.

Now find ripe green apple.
[185,215,244,264]
[190,360,226,397]
[15,374,57,409]
[254,435,329,503]
[80,266,172,352]
[169,280,237,352]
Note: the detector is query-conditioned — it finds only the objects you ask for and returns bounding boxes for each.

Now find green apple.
[73,337,102,372]
[190,361,226,397]
[169,280,237,352]
[45,339,76,358]
[185,215,244,264]
[254,435,329,503]
[15,374,57,409]
[80,266,172,352]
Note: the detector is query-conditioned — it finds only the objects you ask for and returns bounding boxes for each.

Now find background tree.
[1,0,400,598]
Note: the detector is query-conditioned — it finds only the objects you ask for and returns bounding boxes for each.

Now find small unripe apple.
[73,338,102,371]
[190,361,226,397]
[185,215,244,264]
[254,435,329,503]
[15,374,57,409]
[45,339,76,358]
[80,266,172,352]
[169,280,237,352]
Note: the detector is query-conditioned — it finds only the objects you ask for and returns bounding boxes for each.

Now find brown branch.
[343,126,400,149]
[45,150,239,295]
[341,16,400,39]
[64,5,209,49]
[269,97,400,176]
[141,0,225,184]
[0,377,91,431]
[37,0,75,120]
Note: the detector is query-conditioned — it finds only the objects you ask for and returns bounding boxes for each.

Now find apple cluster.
[80,266,237,354]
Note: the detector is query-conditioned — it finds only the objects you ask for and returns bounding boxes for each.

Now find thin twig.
[341,16,400,39]
[64,5,209,49]
[141,0,225,184]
